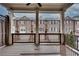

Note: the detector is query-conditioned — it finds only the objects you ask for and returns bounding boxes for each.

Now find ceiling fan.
[26,3,42,7]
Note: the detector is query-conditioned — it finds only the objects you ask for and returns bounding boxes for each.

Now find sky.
[0,5,8,16]
[65,3,79,17]
[14,13,61,20]
[0,3,79,18]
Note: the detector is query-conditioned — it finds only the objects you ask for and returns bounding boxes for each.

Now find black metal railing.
[12,33,36,44]
[12,33,61,44]
[74,35,79,50]
[39,33,61,44]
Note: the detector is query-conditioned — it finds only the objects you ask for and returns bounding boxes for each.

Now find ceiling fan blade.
[38,3,42,7]
[26,3,31,5]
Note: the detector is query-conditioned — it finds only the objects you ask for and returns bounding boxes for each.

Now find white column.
[60,11,66,56]
[35,7,39,45]
[8,9,14,45]
[60,11,65,44]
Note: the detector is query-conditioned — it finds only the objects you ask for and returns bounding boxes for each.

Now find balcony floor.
[0,43,60,56]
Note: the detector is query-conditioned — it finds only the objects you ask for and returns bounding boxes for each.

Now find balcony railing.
[39,33,61,44]
[66,45,79,56]
[12,33,36,44]
[12,33,61,44]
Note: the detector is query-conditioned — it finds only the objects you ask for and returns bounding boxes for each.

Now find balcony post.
[60,11,65,45]
[60,10,66,56]
[35,7,39,46]
[8,10,14,45]
[5,15,10,46]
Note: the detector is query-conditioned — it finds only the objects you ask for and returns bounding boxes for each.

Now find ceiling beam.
[13,10,62,13]
[11,8,63,11]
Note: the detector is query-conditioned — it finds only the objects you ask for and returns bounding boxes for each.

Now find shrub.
[65,31,76,48]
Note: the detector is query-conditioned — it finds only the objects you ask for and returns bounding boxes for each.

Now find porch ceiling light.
[26,3,42,7]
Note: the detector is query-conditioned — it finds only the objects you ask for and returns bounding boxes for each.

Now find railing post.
[12,34,13,45]
[77,36,78,50]
[34,34,36,45]
[38,34,40,45]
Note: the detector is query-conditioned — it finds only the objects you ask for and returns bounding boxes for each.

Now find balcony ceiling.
[3,3,73,11]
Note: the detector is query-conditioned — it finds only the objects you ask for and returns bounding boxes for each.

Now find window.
[42,21,45,24]
[39,28,44,31]
[56,27,58,32]
[51,21,53,24]
[20,21,24,25]
[75,21,77,25]
[70,21,72,24]
[21,29,26,31]
[65,27,67,33]
[54,27,55,32]
[56,21,59,24]
[40,20,42,24]
[66,21,69,24]
[75,21,79,25]
[20,26,26,33]
[51,27,53,31]
[54,21,56,24]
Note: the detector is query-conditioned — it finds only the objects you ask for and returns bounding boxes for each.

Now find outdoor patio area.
[0,43,60,56]
[0,3,79,56]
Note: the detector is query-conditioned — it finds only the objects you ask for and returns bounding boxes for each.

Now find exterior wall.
[11,20,60,33]
[12,19,79,35]
[39,20,45,33]
[64,20,79,35]
[47,20,60,33]
[11,18,79,43]
[64,20,74,34]
[75,21,79,35]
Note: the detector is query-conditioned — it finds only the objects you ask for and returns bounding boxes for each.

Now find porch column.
[35,7,39,45]
[8,10,14,45]
[60,11,65,45]
[5,15,10,46]
[60,11,66,56]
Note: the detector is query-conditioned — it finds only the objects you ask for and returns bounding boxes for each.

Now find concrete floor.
[0,43,60,56]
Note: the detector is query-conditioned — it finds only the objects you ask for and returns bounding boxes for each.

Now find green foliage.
[65,31,76,48]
